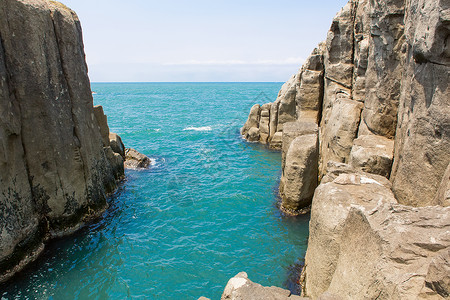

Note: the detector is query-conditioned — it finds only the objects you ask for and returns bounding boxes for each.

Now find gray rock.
[124,148,151,169]
[280,134,319,213]
[349,135,394,178]
[93,105,110,147]
[0,0,123,281]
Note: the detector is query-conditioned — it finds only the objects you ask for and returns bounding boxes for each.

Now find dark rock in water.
[124,148,151,169]
[0,0,123,282]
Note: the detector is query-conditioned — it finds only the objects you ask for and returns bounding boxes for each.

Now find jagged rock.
[319,97,363,176]
[295,46,325,123]
[0,0,123,281]
[246,127,260,142]
[349,134,394,178]
[323,1,355,88]
[281,122,318,170]
[277,75,298,132]
[109,132,125,159]
[390,0,450,207]
[124,148,151,169]
[220,272,308,300]
[259,103,271,144]
[279,134,318,213]
[434,164,450,207]
[93,105,110,147]
[268,102,279,141]
[362,0,405,138]
[241,104,261,137]
[321,205,450,300]
[302,171,398,298]
[269,132,283,150]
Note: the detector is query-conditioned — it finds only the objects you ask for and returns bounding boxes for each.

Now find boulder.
[277,75,298,132]
[246,127,260,142]
[109,132,125,158]
[303,171,398,298]
[241,104,261,137]
[280,134,319,213]
[124,148,151,169]
[221,272,308,300]
[319,97,363,176]
[349,134,394,178]
[324,204,450,300]
[281,122,318,169]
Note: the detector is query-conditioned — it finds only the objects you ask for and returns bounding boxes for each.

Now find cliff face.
[0,0,124,281]
[242,0,449,298]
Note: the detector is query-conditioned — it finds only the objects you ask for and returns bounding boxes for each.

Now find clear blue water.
[1,83,309,299]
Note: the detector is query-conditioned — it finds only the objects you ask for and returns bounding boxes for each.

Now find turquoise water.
[1,83,309,299]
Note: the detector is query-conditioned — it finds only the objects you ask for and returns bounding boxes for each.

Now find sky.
[61,0,349,82]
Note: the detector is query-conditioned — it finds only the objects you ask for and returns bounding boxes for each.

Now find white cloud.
[163,57,305,66]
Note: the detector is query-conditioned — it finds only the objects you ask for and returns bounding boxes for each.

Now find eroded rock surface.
[240,0,449,298]
[0,0,123,281]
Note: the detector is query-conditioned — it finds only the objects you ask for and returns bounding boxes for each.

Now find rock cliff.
[0,0,124,282]
[241,0,449,298]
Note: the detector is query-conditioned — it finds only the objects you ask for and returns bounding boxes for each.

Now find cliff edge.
[0,0,124,281]
[240,0,449,298]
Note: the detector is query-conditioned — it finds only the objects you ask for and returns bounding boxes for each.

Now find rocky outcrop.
[241,0,449,210]
[0,0,124,282]
[212,272,308,300]
[303,167,450,299]
[241,0,449,298]
[124,148,152,169]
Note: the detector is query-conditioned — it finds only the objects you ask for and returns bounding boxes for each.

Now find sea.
[1,83,310,300]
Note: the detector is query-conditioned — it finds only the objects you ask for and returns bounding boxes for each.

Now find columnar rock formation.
[242,0,449,298]
[0,0,124,282]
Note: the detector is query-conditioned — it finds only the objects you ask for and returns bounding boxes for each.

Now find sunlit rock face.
[0,0,124,281]
[241,0,450,298]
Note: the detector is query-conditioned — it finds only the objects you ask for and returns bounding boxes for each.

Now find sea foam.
[183,126,212,132]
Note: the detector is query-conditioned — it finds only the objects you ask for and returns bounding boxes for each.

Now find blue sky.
[62,0,348,82]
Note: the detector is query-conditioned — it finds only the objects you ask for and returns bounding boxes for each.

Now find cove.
[1,83,309,299]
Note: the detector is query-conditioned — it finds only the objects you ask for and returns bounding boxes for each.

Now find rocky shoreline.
[0,0,150,283]
[235,0,449,299]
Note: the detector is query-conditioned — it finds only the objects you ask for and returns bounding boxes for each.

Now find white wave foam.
[183,126,212,132]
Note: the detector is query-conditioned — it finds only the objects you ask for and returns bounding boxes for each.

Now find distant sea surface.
[1,83,309,299]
